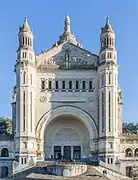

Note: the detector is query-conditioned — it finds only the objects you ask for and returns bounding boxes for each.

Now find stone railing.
[93,161,131,180]
[11,159,36,176]
[46,164,87,177]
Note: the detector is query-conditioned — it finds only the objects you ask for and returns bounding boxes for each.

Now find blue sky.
[0,0,137,123]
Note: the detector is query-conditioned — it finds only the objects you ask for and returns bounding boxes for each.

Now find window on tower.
[104,38,106,46]
[109,72,112,84]
[108,158,110,164]
[25,37,27,45]
[21,158,24,164]
[107,52,112,59]
[22,52,27,58]
[101,92,104,132]
[41,80,45,90]
[107,37,109,45]
[23,72,26,84]
[30,92,32,132]
[24,158,27,164]
[110,52,112,58]
[27,38,29,46]
[48,80,52,90]
[108,91,111,132]
[22,37,25,45]
[101,74,104,86]
[23,91,26,132]
[30,39,32,47]
[30,74,32,85]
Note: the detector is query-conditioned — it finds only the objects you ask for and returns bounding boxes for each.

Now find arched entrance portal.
[36,105,98,161]
[44,114,90,160]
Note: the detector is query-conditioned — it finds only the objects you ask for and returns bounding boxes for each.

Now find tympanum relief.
[55,128,80,141]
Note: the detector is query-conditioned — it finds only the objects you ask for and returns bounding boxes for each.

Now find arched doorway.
[0,166,8,178]
[36,105,98,161]
[44,114,90,160]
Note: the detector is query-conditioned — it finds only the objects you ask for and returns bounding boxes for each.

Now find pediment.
[36,42,98,70]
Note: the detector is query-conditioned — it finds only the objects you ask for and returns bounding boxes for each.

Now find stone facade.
[0,16,138,179]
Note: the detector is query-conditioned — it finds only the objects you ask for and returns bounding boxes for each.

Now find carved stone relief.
[86,97,94,104]
[36,43,98,70]
[55,128,80,141]
[40,96,47,103]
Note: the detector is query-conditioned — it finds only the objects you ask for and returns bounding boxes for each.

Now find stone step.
[11,161,109,180]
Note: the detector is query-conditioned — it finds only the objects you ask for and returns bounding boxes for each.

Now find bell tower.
[98,17,119,164]
[14,17,36,164]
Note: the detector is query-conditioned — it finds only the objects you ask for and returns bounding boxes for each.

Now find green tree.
[122,122,138,134]
[0,117,12,135]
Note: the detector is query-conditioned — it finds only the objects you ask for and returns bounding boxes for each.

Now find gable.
[36,42,99,70]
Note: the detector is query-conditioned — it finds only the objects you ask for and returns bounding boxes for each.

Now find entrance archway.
[36,105,98,160]
[44,114,89,160]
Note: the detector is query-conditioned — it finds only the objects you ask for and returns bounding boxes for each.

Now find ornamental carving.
[40,96,47,103]
[55,128,80,141]
[87,97,94,104]
[36,43,98,70]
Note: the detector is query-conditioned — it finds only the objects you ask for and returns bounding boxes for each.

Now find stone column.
[71,146,74,160]
[61,146,64,158]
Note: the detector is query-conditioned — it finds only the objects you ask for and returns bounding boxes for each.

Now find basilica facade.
[0,16,137,178]
[13,15,122,164]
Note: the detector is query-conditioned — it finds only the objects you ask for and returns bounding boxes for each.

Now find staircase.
[11,161,110,180]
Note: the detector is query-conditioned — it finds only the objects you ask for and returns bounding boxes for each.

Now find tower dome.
[19,17,32,33]
[101,17,114,34]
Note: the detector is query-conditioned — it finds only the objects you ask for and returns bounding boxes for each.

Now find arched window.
[107,37,109,45]
[1,148,9,157]
[30,39,32,47]
[109,52,112,59]
[23,72,26,84]
[104,38,106,46]
[22,37,24,45]
[125,148,133,157]
[101,74,104,86]
[134,148,138,157]
[25,37,27,45]
[1,166,8,178]
[109,37,112,46]
[109,72,112,84]
[28,38,29,46]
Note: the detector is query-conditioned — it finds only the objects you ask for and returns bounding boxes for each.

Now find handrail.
[12,162,36,176]
[99,161,122,175]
